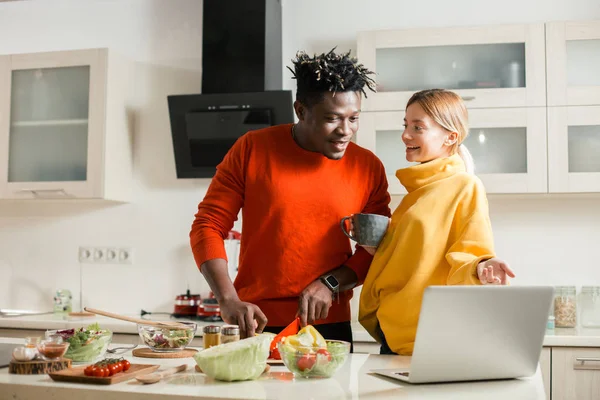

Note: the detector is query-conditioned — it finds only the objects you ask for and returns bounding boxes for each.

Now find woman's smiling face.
[402,102,457,163]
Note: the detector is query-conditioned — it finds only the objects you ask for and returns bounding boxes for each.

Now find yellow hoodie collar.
[396,153,465,193]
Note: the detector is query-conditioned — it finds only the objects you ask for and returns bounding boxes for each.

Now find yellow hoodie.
[359,154,495,355]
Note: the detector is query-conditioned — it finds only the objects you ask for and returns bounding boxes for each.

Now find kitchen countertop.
[351,323,600,348]
[543,326,600,347]
[0,338,545,400]
[1,314,600,347]
[0,313,222,336]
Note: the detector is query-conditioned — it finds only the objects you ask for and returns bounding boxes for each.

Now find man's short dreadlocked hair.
[287,48,376,108]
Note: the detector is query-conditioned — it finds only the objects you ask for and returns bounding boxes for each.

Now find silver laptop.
[372,285,553,384]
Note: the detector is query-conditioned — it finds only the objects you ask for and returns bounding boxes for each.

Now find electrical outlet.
[78,246,133,264]
[118,248,134,264]
[105,248,118,263]
[93,248,106,263]
[78,247,93,263]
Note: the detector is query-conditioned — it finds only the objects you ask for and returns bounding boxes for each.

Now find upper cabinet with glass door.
[357,24,546,111]
[0,48,133,201]
[546,20,600,106]
[358,107,547,195]
[548,106,600,193]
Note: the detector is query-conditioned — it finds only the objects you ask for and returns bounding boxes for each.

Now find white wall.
[0,0,215,314]
[0,0,599,319]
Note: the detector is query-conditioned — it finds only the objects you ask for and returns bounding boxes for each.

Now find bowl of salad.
[49,323,112,363]
[278,339,350,379]
[137,321,197,352]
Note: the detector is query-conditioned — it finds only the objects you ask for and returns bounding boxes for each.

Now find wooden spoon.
[84,307,191,330]
[136,364,188,384]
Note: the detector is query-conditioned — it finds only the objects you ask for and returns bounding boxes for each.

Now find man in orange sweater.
[190,49,391,343]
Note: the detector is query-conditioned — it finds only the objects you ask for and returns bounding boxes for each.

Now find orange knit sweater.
[190,124,390,327]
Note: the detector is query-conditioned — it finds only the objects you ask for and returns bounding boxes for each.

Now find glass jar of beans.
[554,286,577,328]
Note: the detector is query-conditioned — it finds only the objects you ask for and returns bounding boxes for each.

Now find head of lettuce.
[194,333,275,381]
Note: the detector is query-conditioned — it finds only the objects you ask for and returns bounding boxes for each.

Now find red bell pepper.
[269,317,300,360]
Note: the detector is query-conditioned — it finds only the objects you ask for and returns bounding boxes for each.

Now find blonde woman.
[359,89,515,355]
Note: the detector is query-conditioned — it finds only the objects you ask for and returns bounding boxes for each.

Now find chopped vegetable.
[140,327,194,350]
[278,325,350,378]
[269,317,300,360]
[53,323,112,362]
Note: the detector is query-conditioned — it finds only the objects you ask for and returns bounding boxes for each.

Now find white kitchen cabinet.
[552,347,600,400]
[546,20,600,107]
[540,347,551,400]
[357,23,546,111]
[358,107,547,195]
[357,111,413,195]
[0,48,133,201]
[548,106,600,193]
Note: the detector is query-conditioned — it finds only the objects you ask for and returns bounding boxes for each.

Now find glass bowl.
[37,340,70,360]
[46,329,112,363]
[277,340,350,378]
[137,322,197,352]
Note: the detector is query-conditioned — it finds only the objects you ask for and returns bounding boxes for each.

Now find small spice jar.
[221,325,240,344]
[24,336,41,358]
[579,286,600,328]
[547,316,555,331]
[554,286,577,328]
[202,325,221,349]
[24,336,41,349]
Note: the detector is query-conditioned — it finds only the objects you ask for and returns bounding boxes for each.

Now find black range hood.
[168,0,294,179]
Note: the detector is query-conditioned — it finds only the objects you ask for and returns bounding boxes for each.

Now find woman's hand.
[477,258,515,285]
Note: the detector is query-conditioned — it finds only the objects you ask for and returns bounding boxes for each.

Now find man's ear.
[293,100,306,121]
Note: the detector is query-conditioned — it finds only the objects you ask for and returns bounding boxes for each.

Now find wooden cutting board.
[48,364,159,385]
[9,358,71,375]
[132,347,198,359]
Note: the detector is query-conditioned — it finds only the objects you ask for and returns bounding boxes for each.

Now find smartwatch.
[320,274,340,294]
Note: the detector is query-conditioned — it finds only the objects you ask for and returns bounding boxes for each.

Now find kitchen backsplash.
[1,195,599,322]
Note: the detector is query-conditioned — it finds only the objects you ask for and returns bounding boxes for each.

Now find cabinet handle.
[17,189,69,198]
[574,357,600,371]
[461,96,476,101]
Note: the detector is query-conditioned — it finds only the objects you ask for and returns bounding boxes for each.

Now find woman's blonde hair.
[406,89,474,174]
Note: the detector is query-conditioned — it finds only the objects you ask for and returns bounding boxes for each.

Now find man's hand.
[219,299,268,338]
[477,258,515,285]
[297,280,333,327]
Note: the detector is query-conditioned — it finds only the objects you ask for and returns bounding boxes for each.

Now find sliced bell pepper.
[269,317,300,360]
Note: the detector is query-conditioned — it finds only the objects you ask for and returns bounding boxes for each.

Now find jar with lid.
[579,286,600,328]
[53,289,72,314]
[554,286,577,328]
[202,325,221,349]
[24,336,41,349]
[221,325,240,344]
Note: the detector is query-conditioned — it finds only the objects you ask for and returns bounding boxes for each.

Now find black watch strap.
[320,274,340,293]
